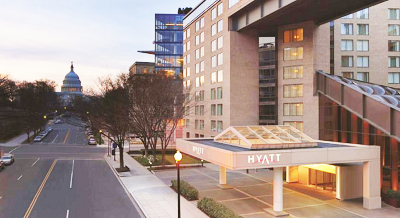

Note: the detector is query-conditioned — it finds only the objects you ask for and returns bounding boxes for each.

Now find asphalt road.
[0,116,143,218]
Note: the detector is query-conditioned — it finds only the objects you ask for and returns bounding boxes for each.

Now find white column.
[363,160,381,209]
[219,166,227,185]
[273,167,284,212]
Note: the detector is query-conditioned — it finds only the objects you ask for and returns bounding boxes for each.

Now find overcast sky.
[0,0,199,91]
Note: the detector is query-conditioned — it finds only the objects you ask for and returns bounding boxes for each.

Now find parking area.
[154,164,400,218]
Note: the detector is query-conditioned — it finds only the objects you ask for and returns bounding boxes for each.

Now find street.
[0,117,143,218]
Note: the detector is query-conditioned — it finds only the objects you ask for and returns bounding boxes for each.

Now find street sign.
[112,143,117,149]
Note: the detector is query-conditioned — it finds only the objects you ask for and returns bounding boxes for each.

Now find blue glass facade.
[155,14,184,78]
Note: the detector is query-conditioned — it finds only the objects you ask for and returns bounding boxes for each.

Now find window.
[195,77,200,87]
[185,106,190,116]
[195,106,199,115]
[200,46,204,57]
[357,72,369,82]
[195,91,200,102]
[186,67,191,77]
[356,8,369,19]
[342,72,354,79]
[341,40,353,51]
[212,8,217,20]
[200,76,204,86]
[185,119,190,128]
[341,24,353,35]
[212,56,217,68]
[195,21,200,32]
[283,121,303,132]
[217,20,223,33]
[212,40,217,52]
[283,103,304,116]
[211,120,216,131]
[357,24,369,35]
[283,66,303,79]
[357,40,369,51]
[217,121,223,132]
[195,120,199,129]
[196,35,200,45]
[342,14,354,19]
[183,56,186,65]
[211,72,217,83]
[211,88,216,100]
[389,41,400,52]
[217,104,223,116]
[195,49,199,59]
[217,53,223,66]
[283,28,304,43]
[187,41,190,51]
[389,25,400,36]
[183,30,186,40]
[388,9,400,20]
[218,3,223,16]
[200,61,204,72]
[199,90,204,101]
[200,17,205,28]
[211,104,216,116]
[196,63,199,74]
[217,87,223,99]
[187,54,190,64]
[283,84,303,98]
[200,105,204,115]
[217,70,223,82]
[388,72,400,84]
[187,28,190,38]
[389,57,400,68]
[183,44,186,52]
[218,36,223,49]
[200,120,204,130]
[200,32,204,43]
[283,47,303,61]
[341,56,354,67]
[183,68,187,78]
[229,0,239,8]
[357,56,369,68]
[183,80,191,88]
[212,24,217,36]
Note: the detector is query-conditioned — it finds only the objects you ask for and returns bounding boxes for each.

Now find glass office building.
[155,14,184,78]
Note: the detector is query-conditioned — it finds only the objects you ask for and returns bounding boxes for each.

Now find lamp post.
[99,130,103,145]
[174,150,183,218]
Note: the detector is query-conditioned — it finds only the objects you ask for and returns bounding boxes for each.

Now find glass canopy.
[214,125,317,149]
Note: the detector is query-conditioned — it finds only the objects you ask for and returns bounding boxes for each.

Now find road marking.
[31,158,40,167]
[9,146,20,154]
[70,159,74,189]
[17,175,23,181]
[66,210,69,218]
[63,129,70,144]
[23,160,57,218]
[51,132,60,144]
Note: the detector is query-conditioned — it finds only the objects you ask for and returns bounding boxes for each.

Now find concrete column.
[219,166,227,185]
[273,167,284,212]
[363,160,381,209]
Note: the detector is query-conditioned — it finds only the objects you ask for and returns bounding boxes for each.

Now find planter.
[383,196,400,208]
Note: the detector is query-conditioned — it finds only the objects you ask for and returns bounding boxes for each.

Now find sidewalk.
[0,131,33,147]
[104,152,209,218]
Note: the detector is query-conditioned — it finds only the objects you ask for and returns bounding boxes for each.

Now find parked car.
[46,127,53,132]
[55,120,63,124]
[34,136,43,142]
[88,138,97,145]
[1,154,15,165]
[0,161,5,171]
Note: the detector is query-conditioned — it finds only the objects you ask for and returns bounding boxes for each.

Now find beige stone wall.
[129,63,155,75]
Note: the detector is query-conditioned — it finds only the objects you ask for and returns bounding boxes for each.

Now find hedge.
[171,180,199,201]
[197,197,242,218]
[386,189,400,201]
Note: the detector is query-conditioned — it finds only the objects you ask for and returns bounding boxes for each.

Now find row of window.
[212,53,223,67]
[343,72,400,84]
[212,36,223,52]
[211,20,223,36]
[211,3,223,20]
[283,47,303,61]
[283,103,303,116]
[341,40,369,51]
[283,28,304,43]
[194,87,223,102]
[184,71,224,88]
[195,47,205,59]
[342,8,369,19]
[341,56,369,68]
[192,119,223,132]
[184,36,223,62]
[195,32,205,45]
[283,84,303,98]
[340,23,369,35]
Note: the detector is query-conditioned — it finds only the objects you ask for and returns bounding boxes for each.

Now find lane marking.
[51,132,60,144]
[31,158,40,167]
[17,175,23,181]
[23,159,57,218]
[70,159,74,189]
[63,129,71,144]
[9,146,21,154]
[66,210,69,218]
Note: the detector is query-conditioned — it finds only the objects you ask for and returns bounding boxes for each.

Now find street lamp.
[64,106,67,110]
[174,150,183,218]
[99,130,103,145]
[43,115,47,119]
[86,111,89,115]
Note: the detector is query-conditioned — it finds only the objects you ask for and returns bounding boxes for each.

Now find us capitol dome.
[58,62,83,106]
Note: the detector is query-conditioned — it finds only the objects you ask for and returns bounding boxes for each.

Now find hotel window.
[187,28,191,38]
[183,44,186,52]
[342,72,354,79]
[388,72,400,84]
[341,40,353,51]
[183,68,187,78]
[200,105,204,115]
[389,57,400,68]
[183,30,186,40]
[196,63,200,74]
[195,21,200,32]
[212,56,217,68]
[217,70,223,82]
[187,41,190,51]
[195,91,200,102]
[357,72,369,82]
[185,119,190,129]
[212,8,217,20]
[341,24,353,35]
[218,20,223,33]
[195,49,200,60]
[342,14,354,19]
[195,120,199,129]
[283,84,303,98]
[283,28,304,43]
[217,104,223,116]
[200,90,204,101]
[357,56,369,68]
[195,35,200,45]
[200,75,204,86]
[195,106,199,115]
[195,77,200,87]
[183,80,190,88]
[341,56,354,67]
[218,53,223,66]
[357,24,369,35]
[388,9,400,20]
[200,46,204,57]
[211,72,217,84]
[283,103,304,116]
[200,32,204,43]
[218,36,223,49]
[217,87,223,99]
[200,120,204,130]
[283,121,303,132]
[218,3,223,16]
[388,25,400,36]
[187,54,190,64]
[185,106,190,116]
[211,120,216,131]
[217,121,223,132]
[211,89,216,100]
[283,47,303,61]
[200,61,204,72]
[183,56,186,65]
[389,40,400,51]
[229,0,239,8]
[212,40,217,52]
[186,67,191,77]
[356,8,369,19]
[200,17,205,28]
[212,24,217,36]
[283,66,303,79]
[357,40,369,51]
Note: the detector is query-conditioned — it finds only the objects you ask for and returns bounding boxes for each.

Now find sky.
[0,0,199,92]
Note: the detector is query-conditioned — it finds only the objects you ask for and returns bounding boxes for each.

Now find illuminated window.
[357,24,369,35]
[196,35,200,45]
[283,84,303,98]
[389,25,400,36]
[211,88,216,100]
[183,44,186,52]
[217,36,223,49]
[283,47,303,61]
[388,72,400,84]
[217,53,223,66]
[200,46,204,57]
[283,28,303,43]
[357,72,369,82]
[284,103,303,116]
[187,54,191,64]
[283,66,303,79]
[200,75,204,86]
[187,28,191,37]
[217,87,223,99]
[356,8,369,19]
[357,40,368,51]
[217,104,223,116]
[212,56,217,68]
[183,56,186,65]
[389,57,400,68]
[342,72,354,79]
[341,56,353,67]
[212,24,217,36]
[341,24,353,35]
[389,40,400,51]
[187,41,190,51]
[195,63,199,74]
[212,40,217,52]
[200,61,204,72]
[388,9,400,20]
[195,49,199,59]
[211,72,217,84]
[357,56,369,68]
[283,121,303,132]
[200,32,204,43]
[186,67,190,77]
[183,68,187,78]
[196,77,200,87]
[217,19,223,32]
[212,8,216,20]
[218,3,223,16]
[183,30,186,40]
[200,17,205,28]
[341,40,353,51]
[217,70,223,82]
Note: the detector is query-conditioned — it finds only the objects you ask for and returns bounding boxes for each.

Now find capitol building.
[58,62,83,106]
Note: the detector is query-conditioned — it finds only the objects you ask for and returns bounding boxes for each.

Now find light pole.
[174,150,183,218]
[99,130,103,145]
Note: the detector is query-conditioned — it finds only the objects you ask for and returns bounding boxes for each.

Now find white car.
[88,138,97,145]
[34,136,43,142]
[1,154,15,165]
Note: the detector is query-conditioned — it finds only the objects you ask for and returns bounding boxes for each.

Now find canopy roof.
[214,125,317,149]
